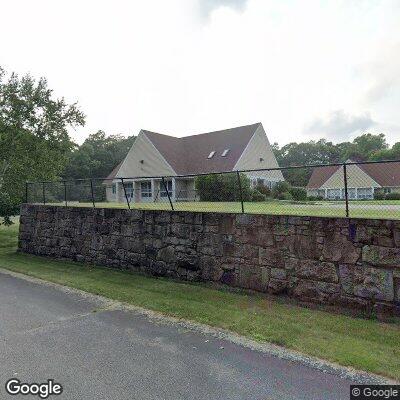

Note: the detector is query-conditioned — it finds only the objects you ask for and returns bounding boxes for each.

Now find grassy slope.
[0,222,399,380]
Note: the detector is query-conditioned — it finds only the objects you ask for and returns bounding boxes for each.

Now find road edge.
[0,267,397,385]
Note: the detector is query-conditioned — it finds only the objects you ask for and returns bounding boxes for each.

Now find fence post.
[25,182,28,203]
[120,178,131,210]
[343,163,349,218]
[42,182,46,205]
[63,181,68,207]
[162,177,174,211]
[236,171,244,213]
[90,179,96,208]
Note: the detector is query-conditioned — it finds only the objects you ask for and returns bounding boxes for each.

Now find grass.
[1,221,400,380]
[42,199,400,219]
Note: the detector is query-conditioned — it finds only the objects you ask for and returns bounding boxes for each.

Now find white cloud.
[304,110,375,142]
[198,0,247,16]
[0,0,399,146]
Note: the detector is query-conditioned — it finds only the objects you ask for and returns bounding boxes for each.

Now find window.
[125,183,134,201]
[383,188,392,194]
[347,188,356,199]
[221,149,229,157]
[256,178,265,186]
[112,184,116,194]
[141,181,152,198]
[160,180,173,198]
[207,151,215,159]
[327,189,342,200]
[357,187,373,200]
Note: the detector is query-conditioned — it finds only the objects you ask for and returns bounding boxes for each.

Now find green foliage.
[195,173,252,201]
[254,184,271,197]
[289,187,307,201]
[63,130,136,179]
[386,193,400,200]
[369,142,400,161]
[251,189,266,202]
[271,181,291,198]
[0,67,85,223]
[273,133,396,187]
[374,191,386,200]
[276,191,293,200]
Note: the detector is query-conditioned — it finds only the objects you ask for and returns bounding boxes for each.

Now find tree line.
[1,67,399,223]
[272,135,400,187]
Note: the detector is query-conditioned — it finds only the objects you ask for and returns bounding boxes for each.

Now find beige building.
[104,123,283,203]
[307,160,400,200]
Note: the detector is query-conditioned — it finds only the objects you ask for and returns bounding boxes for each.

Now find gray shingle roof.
[143,123,260,175]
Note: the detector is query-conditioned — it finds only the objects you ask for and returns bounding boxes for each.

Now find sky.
[0,0,399,146]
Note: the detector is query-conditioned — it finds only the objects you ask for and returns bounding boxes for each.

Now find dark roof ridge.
[142,122,261,141]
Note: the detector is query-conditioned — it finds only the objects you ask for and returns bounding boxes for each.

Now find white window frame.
[141,181,152,198]
[207,151,215,159]
[125,182,134,201]
[160,180,173,198]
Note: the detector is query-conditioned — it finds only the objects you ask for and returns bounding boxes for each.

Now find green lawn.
[42,199,400,219]
[1,221,400,380]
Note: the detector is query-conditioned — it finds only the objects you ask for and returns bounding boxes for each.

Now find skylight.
[207,151,215,159]
[221,149,230,157]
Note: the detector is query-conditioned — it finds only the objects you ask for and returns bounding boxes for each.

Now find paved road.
[0,272,359,400]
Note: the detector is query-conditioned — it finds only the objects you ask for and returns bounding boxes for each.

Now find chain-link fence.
[25,160,400,220]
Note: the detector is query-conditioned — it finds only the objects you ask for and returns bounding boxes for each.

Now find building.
[307,160,400,200]
[104,122,283,203]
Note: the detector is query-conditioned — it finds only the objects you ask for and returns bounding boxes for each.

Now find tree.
[63,130,136,179]
[369,142,400,161]
[0,67,85,224]
[272,133,397,187]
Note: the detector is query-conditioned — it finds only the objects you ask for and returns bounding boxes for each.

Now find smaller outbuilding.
[307,160,400,200]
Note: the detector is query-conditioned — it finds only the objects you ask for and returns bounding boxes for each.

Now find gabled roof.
[143,123,261,175]
[359,162,400,187]
[102,162,122,185]
[307,161,400,189]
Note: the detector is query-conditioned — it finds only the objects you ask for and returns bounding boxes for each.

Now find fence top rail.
[26,158,400,185]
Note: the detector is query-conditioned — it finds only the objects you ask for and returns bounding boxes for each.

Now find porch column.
[172,178,176,202]
[151,178,155,201]
[116,181,122,203]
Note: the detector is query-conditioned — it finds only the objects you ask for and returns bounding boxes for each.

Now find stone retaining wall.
[18,204,400,318]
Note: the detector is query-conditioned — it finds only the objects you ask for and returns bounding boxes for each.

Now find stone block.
[270,268,287,280]
[353,266,394,302]
[157,246,176,264]
[259,247,283,267]
[268,279,288,294]
[362,245,400,267]
[295,260,338,283]
[293,280,340,303]
[322,234,360,263]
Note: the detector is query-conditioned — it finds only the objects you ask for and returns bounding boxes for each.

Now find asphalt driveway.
[0,271,361,399]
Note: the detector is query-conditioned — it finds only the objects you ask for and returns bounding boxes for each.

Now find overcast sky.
[1,0,399,145]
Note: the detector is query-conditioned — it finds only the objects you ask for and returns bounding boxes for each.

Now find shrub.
[254,184,271,197]
[251,189,266,202]
[385,192,400,200]
[195,173,252,201]
[277,191,293,200]
[289,187,307,201]
[374,191,386,200]
[271,181,291,197]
